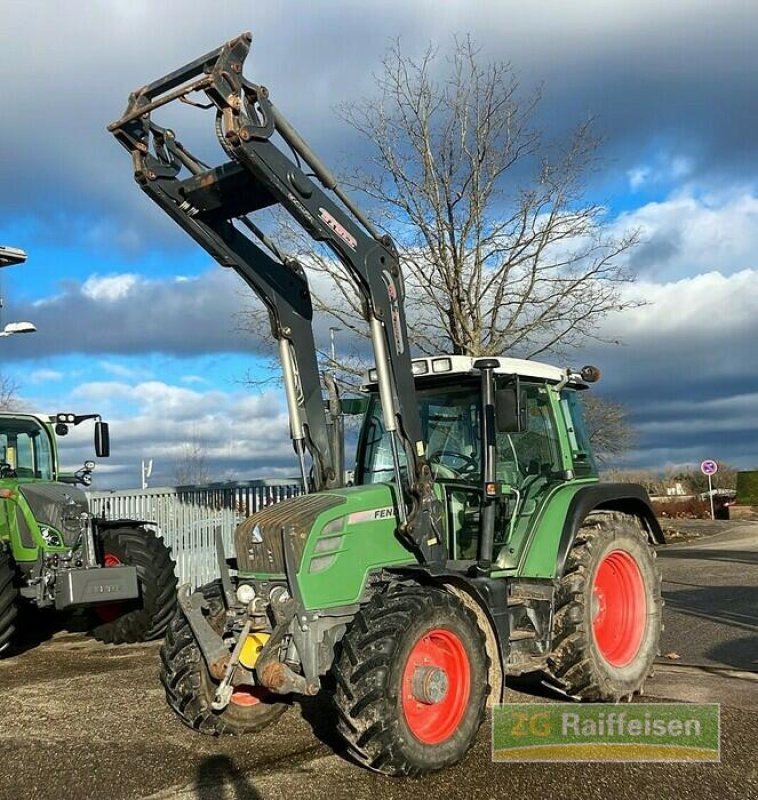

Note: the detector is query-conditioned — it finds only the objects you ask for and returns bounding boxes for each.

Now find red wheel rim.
[230,686,272,707]
[95,552,125,623]
[592,549,647,667]
[401,628,470,745]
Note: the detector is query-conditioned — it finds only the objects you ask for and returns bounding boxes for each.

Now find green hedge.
[736,471,758,504]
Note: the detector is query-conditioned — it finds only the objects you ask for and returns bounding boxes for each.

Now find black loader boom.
[108,32,444,564]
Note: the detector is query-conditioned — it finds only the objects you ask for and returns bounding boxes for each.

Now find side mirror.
[495,387,528,433]
[94,421,110,458]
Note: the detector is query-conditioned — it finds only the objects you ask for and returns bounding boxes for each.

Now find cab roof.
[362,355,588,390]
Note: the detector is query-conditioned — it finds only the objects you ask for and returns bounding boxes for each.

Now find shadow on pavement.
[657,548,758,566]
[663,584,758,671]
[707,635,758,673]
[195,755,262,800]
[7,605,73,657]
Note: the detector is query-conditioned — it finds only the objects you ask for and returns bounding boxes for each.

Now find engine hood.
[18,482,88,547]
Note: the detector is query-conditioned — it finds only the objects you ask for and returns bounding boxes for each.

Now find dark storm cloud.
[0,264,372,362]
[3,0,758,254]
[628,228,683,272]
[581,267,758,469]
[0,268,260,359]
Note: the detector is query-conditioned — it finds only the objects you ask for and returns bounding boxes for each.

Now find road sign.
[700,460,718,519]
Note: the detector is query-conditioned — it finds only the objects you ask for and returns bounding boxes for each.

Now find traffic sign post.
[700,460,718,520]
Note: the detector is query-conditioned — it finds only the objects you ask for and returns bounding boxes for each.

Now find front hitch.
[176,584,233,680]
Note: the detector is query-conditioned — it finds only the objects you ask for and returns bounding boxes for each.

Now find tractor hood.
[234,484,417,610]
[18,483,88,547]
[235,492,347,575]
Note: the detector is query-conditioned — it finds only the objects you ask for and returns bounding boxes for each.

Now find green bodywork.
[0,414,85,564]
[238,380,607,611]
[294,483,413,609]
[0,479,74,562]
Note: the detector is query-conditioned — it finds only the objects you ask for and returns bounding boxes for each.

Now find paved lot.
[1,522,756,800]
[657,521,758,673]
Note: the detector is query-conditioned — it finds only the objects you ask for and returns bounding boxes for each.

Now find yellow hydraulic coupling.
[239,632,271,670]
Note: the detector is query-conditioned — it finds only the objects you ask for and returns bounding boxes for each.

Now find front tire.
[333,584,489,776]
[546,511,663,700]
[89,526,178,644]
[0,549,18,655]
[159,580,288,735]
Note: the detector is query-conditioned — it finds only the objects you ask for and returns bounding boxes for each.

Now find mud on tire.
[89,526,178,644]
[159,580,288,736]
[332,584,489,776]
[546,511,663,701]
[0,548,18,655]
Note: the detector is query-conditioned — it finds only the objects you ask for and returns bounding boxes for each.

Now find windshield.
[0,417,54,480]
[559,389,597,476]
[357,385,482,484]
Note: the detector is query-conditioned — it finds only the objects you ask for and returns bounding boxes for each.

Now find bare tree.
[581,394,635,465]
[0,375,19,411]
[241,38,641,460]
[278,36,640,358]
[174,436,211,486]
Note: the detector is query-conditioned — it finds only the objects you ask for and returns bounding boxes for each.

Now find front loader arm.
[108,32,445,564]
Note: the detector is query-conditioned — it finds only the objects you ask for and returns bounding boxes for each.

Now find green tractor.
[0,411,178,654]
[110,34,663,776]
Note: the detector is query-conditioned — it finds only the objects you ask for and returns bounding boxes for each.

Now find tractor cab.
[355,356,598,565]
[0,415,57,481]
[0,412,110,486]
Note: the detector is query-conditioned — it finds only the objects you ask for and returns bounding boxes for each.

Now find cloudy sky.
[1,0,756,488]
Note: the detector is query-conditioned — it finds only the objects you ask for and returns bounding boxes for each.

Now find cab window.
[0,420,54,480]
[496,384,561,485]
[358,385,481,484]
[559,389,597,475]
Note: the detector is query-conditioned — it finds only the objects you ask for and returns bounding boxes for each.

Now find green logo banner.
[492,703,720,762]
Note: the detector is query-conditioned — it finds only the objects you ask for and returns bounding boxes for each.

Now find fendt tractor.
[109,33,664,776]
[0,399,178,654]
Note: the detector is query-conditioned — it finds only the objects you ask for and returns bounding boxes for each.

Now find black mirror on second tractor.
[494,385,528,433]
[94,421,110,458]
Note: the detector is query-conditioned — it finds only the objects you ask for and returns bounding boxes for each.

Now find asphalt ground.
[1,521,756,800]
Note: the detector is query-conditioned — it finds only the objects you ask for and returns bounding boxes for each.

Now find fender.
[556,483,664,578]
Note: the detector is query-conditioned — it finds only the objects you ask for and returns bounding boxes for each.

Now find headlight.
[236,583,256,605]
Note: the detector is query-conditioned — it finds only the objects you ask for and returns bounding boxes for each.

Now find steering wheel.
[0,462,17,479]
[429,450,479,479]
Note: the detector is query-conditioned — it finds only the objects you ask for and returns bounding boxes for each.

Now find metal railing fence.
[87,479,302,587]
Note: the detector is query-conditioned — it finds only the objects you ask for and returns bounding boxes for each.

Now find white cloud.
[28,368,63,383]
[614,189,758,280]
[81,274,139,302]
[626,155,693,192]
[98,360,153,380]
[628,167,651,191]
[52,378,293,488]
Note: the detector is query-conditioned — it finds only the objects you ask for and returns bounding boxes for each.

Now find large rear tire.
[0,549,18,656]
[546,511,663,701]
[160,580,288,736]
[332,584,489,776]
[89,527,178,644]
